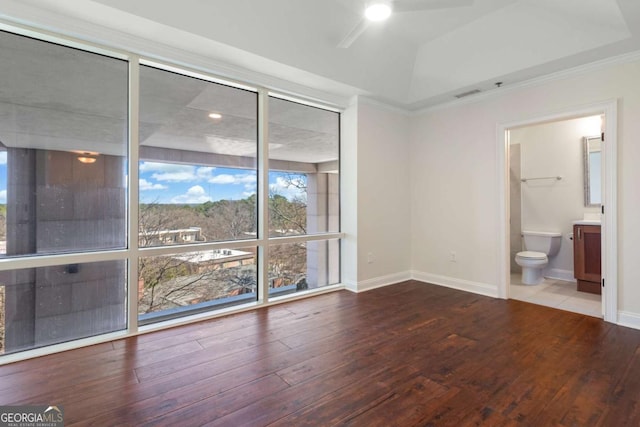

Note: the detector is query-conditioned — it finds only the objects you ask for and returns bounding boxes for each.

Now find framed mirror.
[584,135,602,207]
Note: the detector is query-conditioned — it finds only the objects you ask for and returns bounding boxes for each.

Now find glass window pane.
[269,239,340,297]
[0,31,128,256]
[139,247,257,324]
[139,66,257,247]
[0,260,127,355]
[268,97,339,237]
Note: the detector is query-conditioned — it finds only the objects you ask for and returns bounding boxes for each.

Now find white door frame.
[496,100,618,323]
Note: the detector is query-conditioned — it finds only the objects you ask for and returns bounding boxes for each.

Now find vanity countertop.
[573,219,601,225]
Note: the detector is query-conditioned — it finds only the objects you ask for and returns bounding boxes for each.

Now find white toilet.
[515,231,562,285]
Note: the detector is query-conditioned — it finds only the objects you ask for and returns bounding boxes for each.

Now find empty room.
[1,0,640,425]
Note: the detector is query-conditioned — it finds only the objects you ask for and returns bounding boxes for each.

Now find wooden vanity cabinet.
[573,224,601,294]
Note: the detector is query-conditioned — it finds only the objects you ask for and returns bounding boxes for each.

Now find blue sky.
[138,161,305,204]
[0,157,305,205]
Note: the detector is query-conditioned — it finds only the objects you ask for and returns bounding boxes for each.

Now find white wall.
[341,98,412,292]
[341,100,358,291]
[410,56,640,321]
[512,116,601,279]
[409,98,500,296]
[354,100,412,290]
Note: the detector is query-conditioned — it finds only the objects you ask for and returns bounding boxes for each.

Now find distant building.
[139,227,205,246]
[173,248,255,272]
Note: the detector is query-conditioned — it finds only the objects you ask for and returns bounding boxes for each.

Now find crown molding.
[411,49,640,116]
[357,96,411,116]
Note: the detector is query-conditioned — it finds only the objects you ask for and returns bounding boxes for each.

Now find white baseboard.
[411,271,499,298]
[349,271,412,293]
[617,311,640,330]
[545,268,576,283]
[342,279,358,293]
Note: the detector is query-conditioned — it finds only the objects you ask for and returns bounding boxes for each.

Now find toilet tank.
[522,231,562,257]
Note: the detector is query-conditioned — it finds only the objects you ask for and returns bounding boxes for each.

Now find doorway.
[497,101,618,323]
[508,116,601,316]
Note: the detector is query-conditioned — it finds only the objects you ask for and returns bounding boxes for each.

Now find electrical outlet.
[449,251,457,262]
[367,252,375,264]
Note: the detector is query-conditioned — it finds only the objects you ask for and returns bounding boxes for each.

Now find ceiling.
[6,0,639,111]
[0,30,339,165]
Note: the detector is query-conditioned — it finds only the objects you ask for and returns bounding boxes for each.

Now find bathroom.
[509,115,602,317]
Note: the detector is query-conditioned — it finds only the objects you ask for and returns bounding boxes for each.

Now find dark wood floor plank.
[134,338,289,383]
[275,331,397,386]
[205,351,396,427]
[62,340,292,424]
[192,296,365,349]
[530,369,612,426]
[268,364,423,427]
[600,346,640,426]
[2,280,640,426]
[76,374,290,427]
[417,387,490,426]
[140,374,290,427]
[343,376,453,427]
[0,341,115,377]
[0,337,203,403]
[7,370,139,408]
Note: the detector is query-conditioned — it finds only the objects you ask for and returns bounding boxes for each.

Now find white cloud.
[140,162,197,182]
[208,172,256,185]
[139,179,168,191]
[0,152,6,165]
[140,162,217,182]
[236,174,257,183]
[209,174,236,184]
[152,171,199,182]
[0,190,5,203]
[196,167,215,179]
[171,185,212,204]
[269,176,306,201]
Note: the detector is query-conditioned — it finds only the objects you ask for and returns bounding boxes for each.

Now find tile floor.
[510,274,602,318]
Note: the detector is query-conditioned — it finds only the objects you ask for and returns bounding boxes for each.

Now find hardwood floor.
[1,280,640,426]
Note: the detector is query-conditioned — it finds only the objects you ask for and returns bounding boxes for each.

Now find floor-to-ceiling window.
[268,97,340,296]
[0,28,341,360]
[0,31,129,356]
[136,65,259,324]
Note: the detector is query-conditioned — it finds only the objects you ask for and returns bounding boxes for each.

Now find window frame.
[0,23,344,364]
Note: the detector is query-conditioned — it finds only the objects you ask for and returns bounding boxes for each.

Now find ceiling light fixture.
[365,1,392,22]
[208,112,222,120]
[77,153,98,164]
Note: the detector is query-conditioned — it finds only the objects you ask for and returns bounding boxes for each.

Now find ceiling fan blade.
[337,18,371,49]
[394,0,474,13]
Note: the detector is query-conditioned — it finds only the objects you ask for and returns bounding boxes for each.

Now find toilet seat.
[515,251,548,285]
[516,251,547,260]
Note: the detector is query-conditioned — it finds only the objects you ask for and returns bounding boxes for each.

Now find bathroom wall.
[510,116,601,280]
[509,144,522,273]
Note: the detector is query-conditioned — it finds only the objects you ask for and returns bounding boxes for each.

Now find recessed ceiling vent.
[454,89,481,99]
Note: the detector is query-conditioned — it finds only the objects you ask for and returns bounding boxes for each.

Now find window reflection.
[0,31,128,256]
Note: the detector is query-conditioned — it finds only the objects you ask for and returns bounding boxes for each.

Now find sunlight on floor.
[510,274,602,318]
